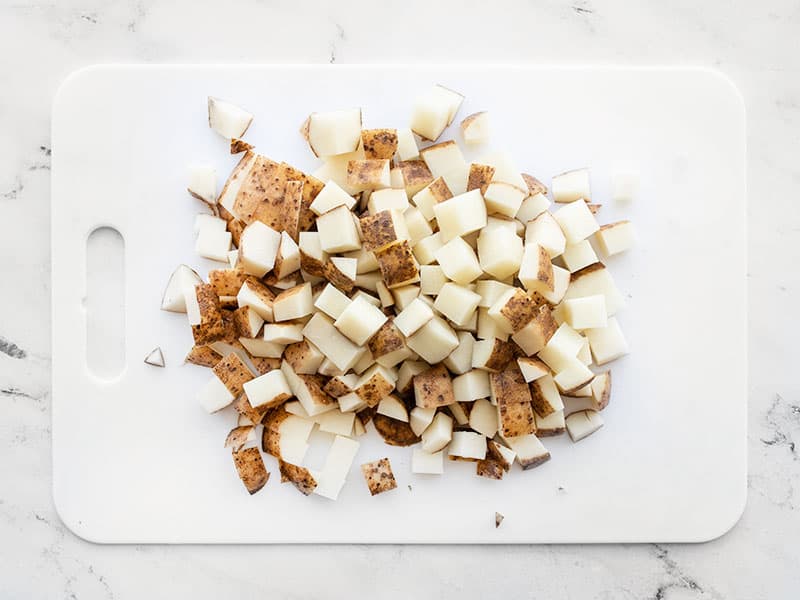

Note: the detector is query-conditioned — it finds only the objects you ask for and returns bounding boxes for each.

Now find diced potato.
[407,316,459,364]
[273,231,301,279]
[553,199,600,244]
[243,369,292,410]
[525,212,566,258]
[449,431,487,460]
[467,163,495,195]
[484,182,526,218]
[316,205,362,253]
[273,283,313,322]
[561,239,599,273]
[283,339,325,374]
[359,209,410,252]
[477,225,524,280]
[434,282,481,326]
[518,243,554,292]
[238,221,281,277]
[313,283,351,320]
[396,127,419,161]
[361,128,398,160]
[419,265,448,296]
[611,170,639,202]
[553,358,595,395]
[302,312,365,371]
[397,360,429,395]
[590,371,612,410]
[421,411,454,453]
[410,85,463,141]
[477,307,509,341]
[413,363,455,408]
[397,160,434,197]
[334,295,388,345]
[552,168,590,203]
[263,323,304,344]
[298,231,329,277]
[375,241,420,288]
[394,297,435,337]
[197,372,236,413]
[562,295,607,330]
[412,177,452,221]
[443,331,475,375]
[472,338,515,372]
[460,111,490,145]
[413,232,444,265]
[433,189,487,242]
[511,304,558,356]
[403,206,433,244]
[517,357,549,383]
[565,410,604,441]
[377,395,409,422]
[368,188,409,214]
[303,108,362,157]
[309,180,357,216]
[469,398,499,437]
[361,458,398,495]
[584,317,629,365]
[563,262,625,316]
[434,237,482,285]
[530,374,564,417]
[390,284,420,310]
[503,433,550,470]
[353,364,397,407]
[478,151,528,191]
[318,409,356,436]
[516,193,550,224]
[595,220,635,256]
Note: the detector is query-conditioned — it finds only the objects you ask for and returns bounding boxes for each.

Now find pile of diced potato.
[164,87,636,498]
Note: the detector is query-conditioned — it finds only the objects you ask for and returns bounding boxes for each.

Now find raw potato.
[303,108,362,157]
[414,364,455,408]
[565,410,604,441]
[144,347,165,367]
[460,111,489,145]
[361,129,398,160]
[448,431,487,460]
[188,166,217,205]
[161,264,202,313]
[360,210,410,252]
[375,241,420,288]
[208,97,253,139]
[225,425,256,452]
[213,352,254,397]
[347,159,391,191]
[552,168,590,203]
[361,458,398,495]
[421,411,453,453]
[278,460,317,495]
[232,447,269,495]
[595,220,635,257]
[373,413,421,447]
[467,163,495,195]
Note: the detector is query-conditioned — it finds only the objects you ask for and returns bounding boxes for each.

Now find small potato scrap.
[230,138,254,154]
[278,460,317,496]
[361,129,398,160]
[191,284,227,345]
[414,364,455,408]
[361,458,398,496]
[212,352,255,397]
[225,425,255,452]
[372,413,421,447]
[467,163,495,195]
[375,241,420,288]
[232,447,269,495]
[346,159,390,191]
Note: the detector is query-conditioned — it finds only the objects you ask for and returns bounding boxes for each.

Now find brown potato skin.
[521,173,547,196]
[346,159,389,190]
[234,393,269,425]
[372,413,421,447]
[278,460,317,495]
[225,425,255,452]
[281,162,324,234]
[499,400,536,437]
[209,269,248,297]
[323,260,355,293]
[361,458,398,495]
[185,345,220,368]
[249,357,281,375]
[192,284,227,345]
[491,367,534,406]
[368,319,405,359]
[213,352,254,397]
[467,163,495,195]
[375,241,419,289]
[519,451,551,471]
[231,138,254,154]
[232,447,270,495]
[530,379,558,418]
[355,372,395,408]
[500,290,538,334]
[398,160,434,195]
[595,371,612,410]
[427,176,453,203]
[361,129,398,160]
[483,339,516,372]
[413,364,455,408]
[360,211,402,252]
[476,459,505,480]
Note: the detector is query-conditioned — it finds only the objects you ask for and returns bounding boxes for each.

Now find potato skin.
[500,290,538,334]
[192,284,227,345]
[361,457,398,495]
[278,460,317,495]
[213,352,255,397]
[360,211,402,252]
[230,138,254,154]
[413,364,455,408]
[232,447,270,495]
[372,413,421,447]
[483,338,516,372]
[368,319,405,359]
[361,129,398,160]
[375,241,419,289]
[476,458,505,480]
[225,425,255,452]
[467,163,495,195]
[521,173,547,196]
[185,345,220,368]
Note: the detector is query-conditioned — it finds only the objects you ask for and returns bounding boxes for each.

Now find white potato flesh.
[460,111,490,145]
[419,265,448,296]
[517,243,553,293]
[351,348,376,375]
[239,337,285,358]
[343,246,379,274]
[434,283,481,327]
[421,142,467,180]
[310,180,357,215]
[443,331,475,375]
[412,448,444,474]
[404,206,433,244]
[517,357,549,383]
[475,280,515,309]
[354,271,383,292]
[396,127,419,161]
[275,232,301,279]
[239,221,281,277]
[368,188,409,214]
[187,166,217,204]
[478,151,528,191]
[302,312,365,371]
[413,232,444,265]
[469,398,499,438]
[298,231,328,264]
[306,109,362,157]
[161,264,201,313]
[394,297,434,337]
[531,374,565,413]
[477,226,524,280]
[552,168,590,203]
[532,265,570,305]
[243,369,292,409]
[337,391,366,413]
[409,406,437,436]
[448,431,487,460]
[484,182,526,218]
[434,237,482,285]
[590,371,611,406]
[227,250,238,268]
[611,170,639,203]
[553,359,595,394]
[410,93,450,141]
[577,339,593,366]
[352,417,367,437]
[584,317,629,365]
[236,280,273,321]
[525,212,566,258]
[388,285,418,311]
[534,409,566,434]
[565,410,604,442]
[433,189,487,242]
[273,283,313,322]
[375,280,394,308]
[263,323,304,344]
[313,435,360,501]
[406,316,459,364]
[477,308,509,342]
[553,199,600,244]
[503,433,550,470]
[561,239,598,273]
[284,400,309,418]
[452,369,491,403]
[421,411,454,453]
[313,148,365,196]
[316,205,362,253]
[198,374,235,413]
[562,294,607,330]
[563,263,625,316]
[334,296,388,346]
[208,97,253,139]
[238,307,264,338]
[218,152,257,216]
[377,395,409,422]
[329,256,357,282]
[516,193,550,224]
[317,409,356,436]
[595,221,635,257]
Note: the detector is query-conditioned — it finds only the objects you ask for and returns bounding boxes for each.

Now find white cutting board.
[51,65,746,543]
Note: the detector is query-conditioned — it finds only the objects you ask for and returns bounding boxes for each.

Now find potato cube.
[413,365,454,410]
[397,159,434,197]
[346,159,390,192]
[477,308,508,341]
[375,241,420,288]
[283,339,325,374]
[511,304,558,355]
[502,433,550,470]
[243,369,292,410]
[233,305,264,338]
[360,458,398,496]
[453,369,491,403]
[413,232,444,265]
[443,331,475,375]
[353,364,397,407]
[460,111,490,145]
[212,352,254,398]
[263,323,304,344]
[395,127,419,161]
[498,399,536,438]
[419,265,448,296]
[472,337,515,372]
[563,295,607,330]
[518,243,554,292]
[359,209,409,252]
[478,150,528,191]
[553,199,599,244]
[409,406,437,436]
[595,220,635,257]
[449,431,487,460]
[397,360,429,395]
[375,280,394,308]
[354,271,382,292]
[410,85,462,141]
[517,357,549,383]
[565,410,604,441]
[420,140,467,179]
[561,239,599,273]
[553,358,595,394]
[368,188,408,214]
[584,317,629,365]
[394,297,434,337]
[343,245,379,274]
[483,182,526,218]
[361,128,398,160]
[469,398,499,438]
[238,221,281,277]
[530,374,564,417]
[406,315,459,364]
[434,236,482,284]
[525,212,566,258]
[516,192,550,224]
[590,371,612,410]
[487,288,538,335]
[403,206,433,244]
[313,283,351,320]
[421,412,454,453]
[238,337,285,359]
[475,280,514,308]
[302,312,365,371]
[316,205,361,253]
[298,231,329,277]
[433,282,481,327]
[303,108,362,157]
[433,189,487,242]
[412,177,453,221]
[273,231,301,280]
[533,409,566,436]
[309,180,357,216]
[390,284,420,310]
[533,265,570,305]
[564,262,625,316]
[552,168,590,203]
[477,225,523,281]
[490,367,533,406]
[197,373,235,413]
[273,283,313,322]
[377,395,408,422]
[334,295,388,345]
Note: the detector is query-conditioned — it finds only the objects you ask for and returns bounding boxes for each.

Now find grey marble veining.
[1,0,799,598]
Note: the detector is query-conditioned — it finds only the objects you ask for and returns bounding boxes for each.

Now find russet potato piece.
[521,173,548,196]
[198,372,236,413]
[212,352,255,397]
[503,433,551,470]
[395,127,419,161]
[361,128,398,160]
[302,312,365,371]
[563,295,607,330]
[191,284,226,345]
[552,168,590,203]
[403,206,433,244]
[232,305,264,338]
[475,279,515,308]
[361,458,398,496]
[208,97,253,139]
[410,85,463,141]
[460,111,490,145]
[419,265,448,296]
[372,413,421,447]
[525,212,566,258]
[232,447,269,495]
[434,236,482,285]
[452,369,491,403]
[353,364,397,407]
[533,409,566,436]
[302,108,362,157]
[553,358,595,395]
[518,243,554,292]
[375,241,420,288]
[553,199,600,244]
[334,295,388,346]
[367,188,408,214]
[282,339,325,374]
[359,209,410,252]
[278,460,317,496]
[471,337,515,372]
[243,368,293,411]
[397,160,434,197]
[272,232,301,280]
[561,239,599,273]
[263,323,304,344]
[316,205,362,253]
[323,256,357,293]
[516,192,550,224]
[412,176,452,221]
[413,363,455,408]
[469,398,499,438]
[595,220,635,257]
[218,151,257,216]
[448,431,487,461]
[434,282,481,326]
[394,297,434,337]
[230,138,254,154]
[406,315,459,364]
[377,395,409,422]
[584,317,629,365]
[530,373,564,417]
[420,140,467,181]
[313,283,351,320]
[517,357,549,383]
[298,231,329,277]
[498,399,536,438]
[484,182,526,218]
[442,331,475,375]
[309,180,357,216]
[238,221,281,277]
[313,435,361,501]
[565,409,604,442]
[477,308,509,341]
[433,189,487,242]
[397,360,429,395]
[564,262,625,316]
[421,412,454,453]
[477,225,523,280]
[188,165,216,205]
[511,303,558,355]
[487,288,538,335]
[273,283,313,322]
[413,232,444,266]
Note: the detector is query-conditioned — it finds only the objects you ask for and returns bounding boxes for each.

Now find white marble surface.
[1,0,798,597]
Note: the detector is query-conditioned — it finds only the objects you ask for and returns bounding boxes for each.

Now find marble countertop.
[1,0,798,598]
